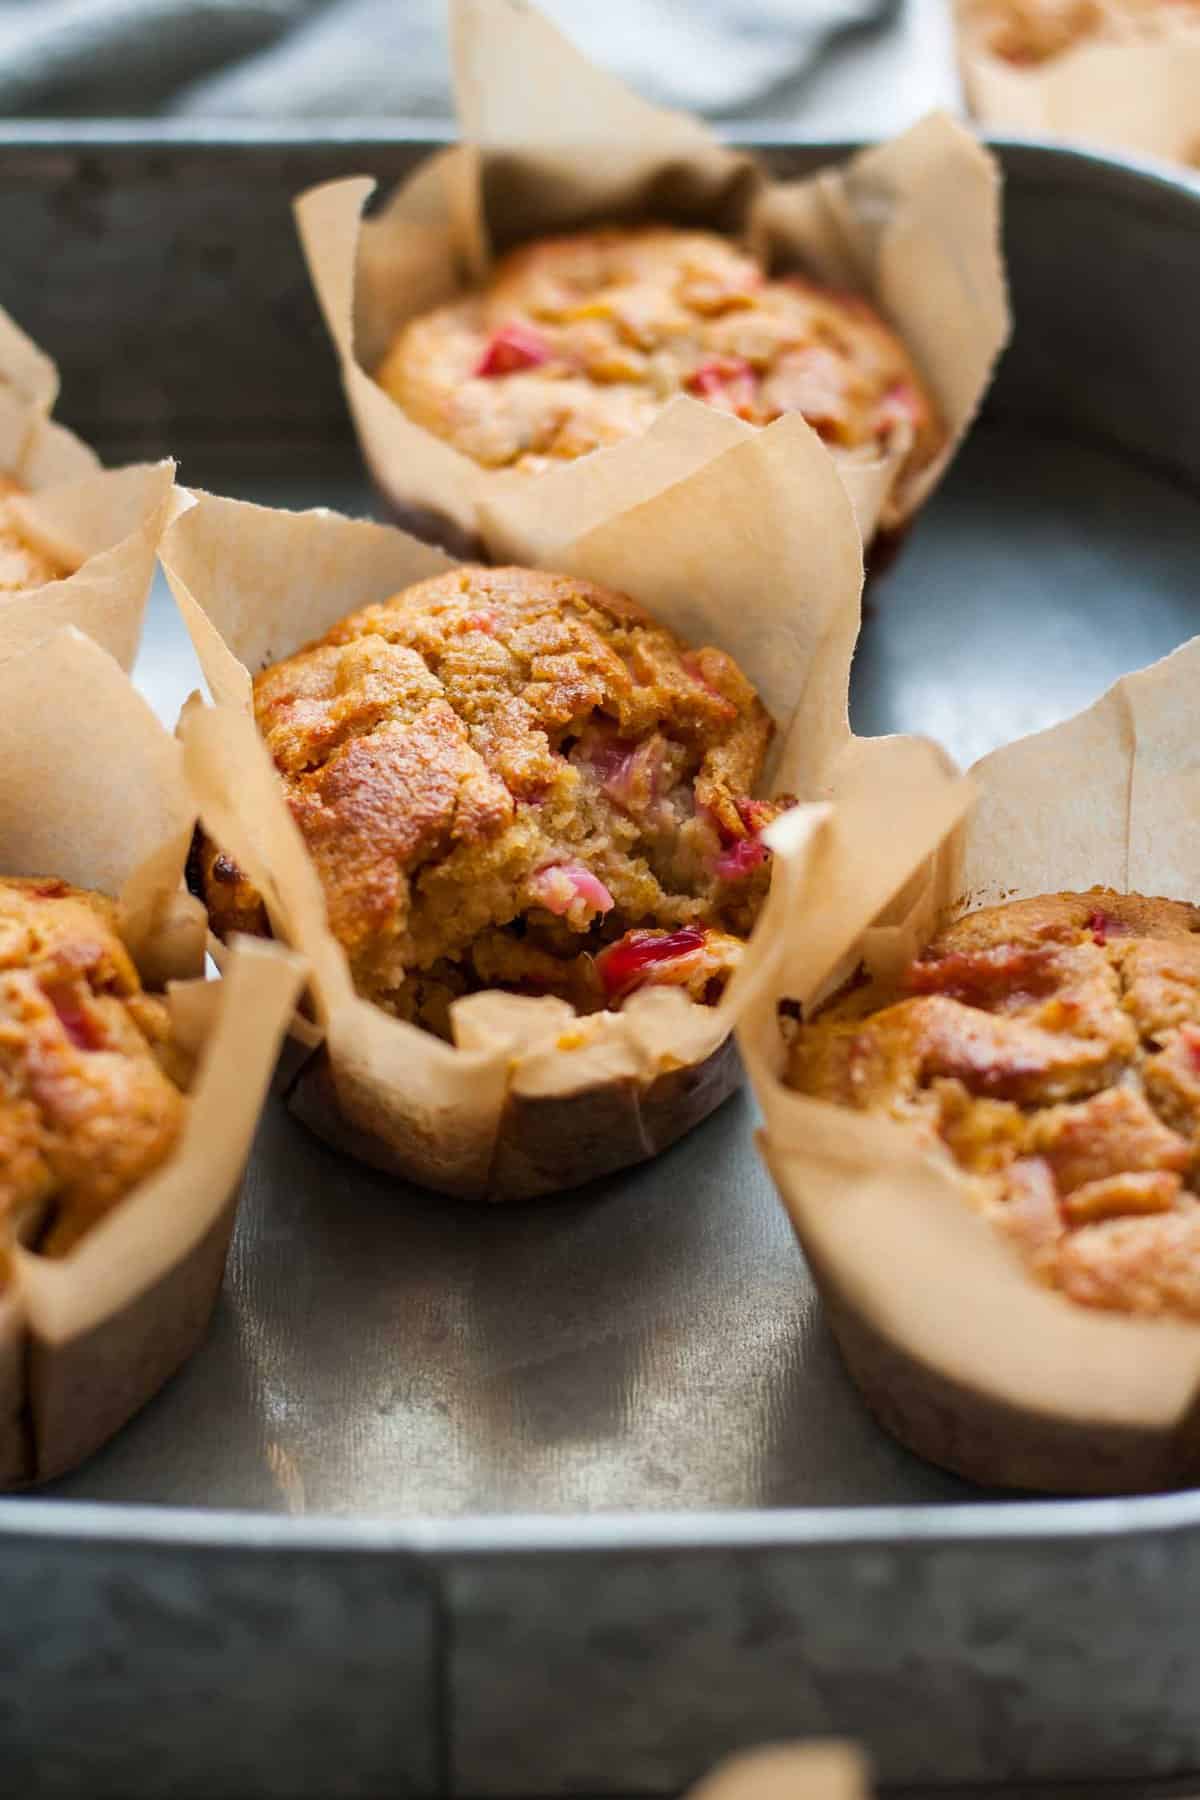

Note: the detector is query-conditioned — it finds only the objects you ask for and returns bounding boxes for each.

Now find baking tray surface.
[0,129,1199,1798]
[33,405,1200,1522]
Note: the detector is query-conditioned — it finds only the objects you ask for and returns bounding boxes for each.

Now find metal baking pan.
[1,126,1200,1800]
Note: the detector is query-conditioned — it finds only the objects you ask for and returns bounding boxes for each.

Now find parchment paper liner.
[0,303,176,672]
[735,633,1200,1495]
[0,629,303,1487]
[162,408,865,1201]
[688,1744,871,1800]
[293,0,1009,560]
[954,5,1200,166]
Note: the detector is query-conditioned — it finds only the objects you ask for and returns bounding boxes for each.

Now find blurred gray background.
[0,0,960,131]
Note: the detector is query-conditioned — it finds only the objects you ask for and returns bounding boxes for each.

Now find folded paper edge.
[292,11,1009,559]
[955,16,1200,163]
[738,719,1200,1475]
[0,459,176,673]
[161,439,863,1197]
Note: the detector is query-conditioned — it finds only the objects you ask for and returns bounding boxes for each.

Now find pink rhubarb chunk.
[474,323,552,377]
[686,357,756,415]
[576,728,666,811]
[597,927,708,1002]
[875,380,923,437]
[1086,909,1132,947]
[529,861,615,920]
[715,836,768,881]
[43,980,104,1051]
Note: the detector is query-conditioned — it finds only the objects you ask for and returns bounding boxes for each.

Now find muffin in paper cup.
[162,409,865,1202]
[0,301,176,672]
[736,633,1200,1496]
[954,0,1200,164]
[0,627,303,1487]
[293,0,1009,563]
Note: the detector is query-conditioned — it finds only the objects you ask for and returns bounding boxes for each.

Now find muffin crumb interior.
[0,877,186,1262]
[788,888,1200,1318]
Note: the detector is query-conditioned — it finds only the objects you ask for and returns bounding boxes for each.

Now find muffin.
[0,875,186,1259]
[0,474,67,591]
[377,226,944,494]
[196,563,793,1041]
[789,886,1200,1321]
[961,0,1200,63]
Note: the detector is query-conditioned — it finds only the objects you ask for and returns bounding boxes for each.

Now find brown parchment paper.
[954,5,1200,165]
[0,303,176,672]
[0,458,177,674]
[293,0,1009,560]
[687,1744,871,1800]
[0,629,304,1487]
[0,304,61,419]
[161,407,867,1201]
[736,633,1200,1494]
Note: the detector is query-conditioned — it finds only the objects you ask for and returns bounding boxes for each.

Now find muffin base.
[776,1167,1200,1497]
[288,1031,743,1202]
[19,1194,238,1488]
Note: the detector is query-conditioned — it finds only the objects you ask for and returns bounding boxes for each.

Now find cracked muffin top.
[787,888,1200,1320]
[198,563,792,1039]
[0,474,65,592]
[377,225,943,490]
[0,877,186,1261]
[962,0,1200,64]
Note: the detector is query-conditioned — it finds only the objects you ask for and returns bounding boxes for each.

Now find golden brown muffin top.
[962,0,1200,64]
[378,224,942,485]
[201,564,790,1032]
[0,473,65,593]
[0,877,185,1259]
[788,888,1200,1320]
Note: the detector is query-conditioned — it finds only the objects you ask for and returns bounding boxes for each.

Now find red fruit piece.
[715,837,768,881]
[597,927,707,1002]
[458,610,498,635]
[875,380,924,436]
[576,728,667,813]
[574,727,636,788]
[474,323,552,377]
[1086,909,1131,947]
[736,797,775,835]
[43,979,104,1051]
[686,357,756,415]
[528,861,614,920]
[905,944,1059,1007]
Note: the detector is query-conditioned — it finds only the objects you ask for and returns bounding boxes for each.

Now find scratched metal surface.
[36,411,1200,1521]
[0,131,1197,1797]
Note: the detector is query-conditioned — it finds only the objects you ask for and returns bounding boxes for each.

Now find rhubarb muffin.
[196,564,793,1039]
[788,888,1200,1320]
[0,474,65,591]
[960,0,1200,64]
[0,876,187,1258]
[377,225,943,490]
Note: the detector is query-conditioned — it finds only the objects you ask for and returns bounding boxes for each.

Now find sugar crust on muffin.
[0,877,186,1260]
[198,564,792,1038]
[377,225,942,486]
[788,888,1200,1319]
